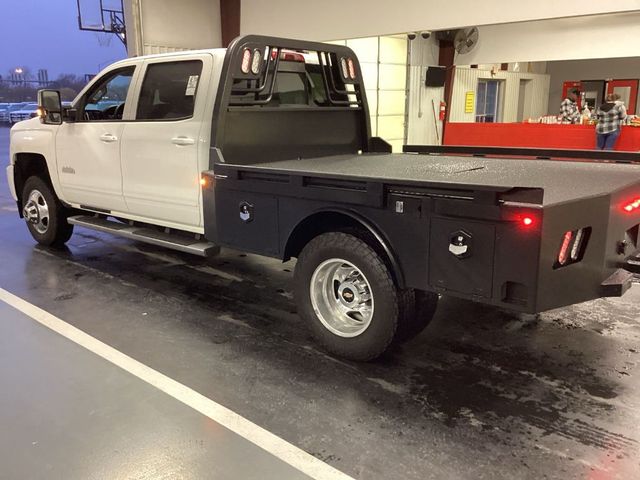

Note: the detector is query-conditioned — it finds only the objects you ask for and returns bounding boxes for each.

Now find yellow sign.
[465,91,475,113]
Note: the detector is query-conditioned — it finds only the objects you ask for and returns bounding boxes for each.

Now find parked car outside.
[9,103,39,124]
[0,104,9,123]
[1,103,28,124]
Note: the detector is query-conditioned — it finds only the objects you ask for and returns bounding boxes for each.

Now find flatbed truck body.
[7,35,640,360]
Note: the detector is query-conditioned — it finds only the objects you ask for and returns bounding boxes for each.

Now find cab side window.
[81,67,135,121]
[136,60,203,121]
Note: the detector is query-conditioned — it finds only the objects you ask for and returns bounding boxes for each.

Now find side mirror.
[37,89,62,125]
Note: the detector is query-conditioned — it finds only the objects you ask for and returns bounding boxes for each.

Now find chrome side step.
[68,215,220,257]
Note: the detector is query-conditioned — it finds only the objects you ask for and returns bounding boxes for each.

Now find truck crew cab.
[6,35,640,361]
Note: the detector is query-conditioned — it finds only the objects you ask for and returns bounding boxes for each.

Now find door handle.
[99,133,118,143]
[171,136,195,146]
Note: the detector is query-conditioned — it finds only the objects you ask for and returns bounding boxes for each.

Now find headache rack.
[209,35,378,167]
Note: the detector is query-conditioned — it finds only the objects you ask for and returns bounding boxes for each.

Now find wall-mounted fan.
[453,27,479,54]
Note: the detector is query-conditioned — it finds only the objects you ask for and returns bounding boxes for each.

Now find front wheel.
[21,176,74,247]
[294,232,402,361]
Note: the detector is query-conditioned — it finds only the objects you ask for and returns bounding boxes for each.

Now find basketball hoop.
[95,31,113,47]
[78,0,127,47]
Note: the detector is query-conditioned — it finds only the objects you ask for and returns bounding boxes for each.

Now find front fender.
[10,120,62,199]
[6,164,17,201]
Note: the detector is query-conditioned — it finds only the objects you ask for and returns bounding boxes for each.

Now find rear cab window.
[232,57,342,108]
[136,60,203,121]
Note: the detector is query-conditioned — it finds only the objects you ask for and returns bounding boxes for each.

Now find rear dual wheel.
[294,232,438,361]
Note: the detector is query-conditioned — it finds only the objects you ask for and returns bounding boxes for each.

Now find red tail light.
[280,50,305,62]
[558,231,574,266]
[347,57,356,80]
[555,227,592,268]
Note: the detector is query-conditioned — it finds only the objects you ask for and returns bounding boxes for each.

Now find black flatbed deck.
[240,153,640,206]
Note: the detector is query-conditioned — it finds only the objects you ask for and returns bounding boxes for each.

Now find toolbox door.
[428,218,496,298]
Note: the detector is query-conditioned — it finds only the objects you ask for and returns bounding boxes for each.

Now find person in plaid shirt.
[595,94,627,150]
[559,88,581,124]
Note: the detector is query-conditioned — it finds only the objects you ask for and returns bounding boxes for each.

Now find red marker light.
[522,216,534,227]
[558,231,574,265]
[347,57,356,80]
[622,196,640,213]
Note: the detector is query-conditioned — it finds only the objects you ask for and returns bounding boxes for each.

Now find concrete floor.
[1,125,640,479]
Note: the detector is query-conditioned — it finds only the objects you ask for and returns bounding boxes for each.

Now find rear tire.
[294,232,401,361]
[396,290,439,342]
[21,176,74,247]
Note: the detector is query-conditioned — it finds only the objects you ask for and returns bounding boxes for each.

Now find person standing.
[613,93,627,118]
[595,93,627,150]
[559,88,581,124]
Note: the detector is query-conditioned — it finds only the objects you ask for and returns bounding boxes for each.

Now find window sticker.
[185,75,199,96]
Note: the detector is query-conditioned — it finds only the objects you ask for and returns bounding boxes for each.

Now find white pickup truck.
[6,35,640,360]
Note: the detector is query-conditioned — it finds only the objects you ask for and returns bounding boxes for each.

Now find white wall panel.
[406,37,444,145]
[360,63,379,90]
[346,38,379,63]
[366,90,378,117]
[379,37,408,65]
[378,64,407,90]
[125,0,222,56]
[456,12,640,65]
[378,116,405,140]
[378,91,406,116]
[241,0,639,42]
[331,35,409,150]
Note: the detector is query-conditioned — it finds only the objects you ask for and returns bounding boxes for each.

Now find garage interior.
[2,1,640,479]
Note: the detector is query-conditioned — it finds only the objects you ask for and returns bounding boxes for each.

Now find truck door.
[55,66,137,212]
[120,54,212,229]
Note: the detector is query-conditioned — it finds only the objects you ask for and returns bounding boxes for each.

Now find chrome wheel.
[23,189,49,234]
[310,258,374,338]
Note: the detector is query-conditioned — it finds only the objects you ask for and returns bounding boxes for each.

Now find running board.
[68,215,220,257]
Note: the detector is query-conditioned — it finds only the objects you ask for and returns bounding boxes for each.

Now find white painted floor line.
[0,288,355,480]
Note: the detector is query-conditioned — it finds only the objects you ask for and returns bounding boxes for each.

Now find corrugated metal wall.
[450,67,550,122]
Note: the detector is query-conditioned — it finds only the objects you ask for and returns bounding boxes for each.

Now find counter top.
[443,123,640,152]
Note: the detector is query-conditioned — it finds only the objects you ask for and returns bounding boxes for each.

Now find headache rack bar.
[224,37,364,108]
[403,145,640,164]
